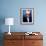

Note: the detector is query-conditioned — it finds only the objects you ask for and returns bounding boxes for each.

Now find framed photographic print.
[20,8,34,24]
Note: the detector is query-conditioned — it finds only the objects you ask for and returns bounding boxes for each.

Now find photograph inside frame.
[20,8,34,24]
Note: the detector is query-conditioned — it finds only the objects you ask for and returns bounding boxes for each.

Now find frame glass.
[20,8,34,24]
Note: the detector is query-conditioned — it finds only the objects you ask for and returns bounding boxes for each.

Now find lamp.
[5,18,14,35]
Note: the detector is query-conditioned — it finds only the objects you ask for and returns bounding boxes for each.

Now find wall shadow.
[0,16,5,46]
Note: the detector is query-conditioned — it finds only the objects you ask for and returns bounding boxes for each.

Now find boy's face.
[26,9,30,17]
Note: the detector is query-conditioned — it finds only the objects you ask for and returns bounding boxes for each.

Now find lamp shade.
[5,18,14,25]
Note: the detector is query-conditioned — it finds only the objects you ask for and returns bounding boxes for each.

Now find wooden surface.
[4,32,43,46]
[24,40,43,46]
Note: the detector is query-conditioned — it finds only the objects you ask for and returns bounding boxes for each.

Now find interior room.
[0,0,46,46]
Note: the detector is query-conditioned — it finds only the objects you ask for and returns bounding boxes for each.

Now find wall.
[0,0,46,46]
[0,0,46,32]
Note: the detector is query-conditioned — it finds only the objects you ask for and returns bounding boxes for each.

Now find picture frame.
[20,8,34,24]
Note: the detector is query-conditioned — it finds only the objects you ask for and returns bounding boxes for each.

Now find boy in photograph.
[23,9,32,22]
